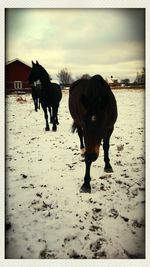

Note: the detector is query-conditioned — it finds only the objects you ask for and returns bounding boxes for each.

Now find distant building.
[106,76,121,87]
[5,58,32,93]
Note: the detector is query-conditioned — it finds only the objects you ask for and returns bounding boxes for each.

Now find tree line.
[54,67,145,86]
[56,69,92,86]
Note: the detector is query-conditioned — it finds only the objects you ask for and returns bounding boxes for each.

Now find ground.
[5,89,145,259]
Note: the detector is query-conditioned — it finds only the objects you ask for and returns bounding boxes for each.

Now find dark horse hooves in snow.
[80,183,91,193]
[69,75,118,193]
[29,61,62,132]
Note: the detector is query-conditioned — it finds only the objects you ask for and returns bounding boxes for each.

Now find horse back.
[69,75,117,128]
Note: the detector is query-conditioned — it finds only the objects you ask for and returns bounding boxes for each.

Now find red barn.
[5,58,32,94]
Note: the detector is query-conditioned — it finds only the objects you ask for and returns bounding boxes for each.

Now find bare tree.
[121,78,130,85]
[81,74,91,79]
[76,74,91,80]
[134,68,145,85]
[57,68,73,86]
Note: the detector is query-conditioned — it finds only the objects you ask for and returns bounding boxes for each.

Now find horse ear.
[32,61,35,66]
[36,60,39,65]
[81,94,89,109]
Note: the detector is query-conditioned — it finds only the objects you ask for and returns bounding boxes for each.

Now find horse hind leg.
[33,99,37,112]
[35,99,39,112]
[38,98,40,109]
[55,105,60,125]
[55,106,60,125]
[48,107,53,124]
[51,107,58,131]
[56,115,59,125]
[77,126,85,157]
[103,128,114,172]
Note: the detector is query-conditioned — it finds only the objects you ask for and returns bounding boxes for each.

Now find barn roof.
[6,58,31,69]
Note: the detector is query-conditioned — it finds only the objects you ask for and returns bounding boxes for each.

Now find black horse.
[29,61,62,131]
[31,84,41,112]
[69,74,118,193]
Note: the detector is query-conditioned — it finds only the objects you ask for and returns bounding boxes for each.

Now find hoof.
[45,127,50,131]
[104,167,113,173]
[104,163,113,173]
[52,126,57,132]
[80,183,91,193]
[80,148,85,157]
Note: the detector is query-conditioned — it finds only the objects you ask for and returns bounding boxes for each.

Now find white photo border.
[0,1,150,267]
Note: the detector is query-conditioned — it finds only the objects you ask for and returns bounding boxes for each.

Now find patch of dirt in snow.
[5,90,145,259]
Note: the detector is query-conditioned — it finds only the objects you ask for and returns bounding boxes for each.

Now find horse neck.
[40,74,51,90]
[41,78,51,87]
[87,75,108,100]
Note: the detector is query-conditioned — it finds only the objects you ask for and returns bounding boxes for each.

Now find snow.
[5,89,145,261]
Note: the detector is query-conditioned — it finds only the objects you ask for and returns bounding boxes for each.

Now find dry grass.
[16,96,27,103]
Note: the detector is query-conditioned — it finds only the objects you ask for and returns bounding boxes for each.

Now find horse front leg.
[103,128,114,172]
[80,159,92,193]
[43,107,50,131]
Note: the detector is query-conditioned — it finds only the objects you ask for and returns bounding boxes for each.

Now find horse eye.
[91,115,97,122]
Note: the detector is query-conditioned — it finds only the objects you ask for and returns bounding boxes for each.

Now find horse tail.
[71,121,78,133]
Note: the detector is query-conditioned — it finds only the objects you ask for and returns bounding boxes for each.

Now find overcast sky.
[5,8,145,82]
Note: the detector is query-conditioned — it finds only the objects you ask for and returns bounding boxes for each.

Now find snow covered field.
[5,89,145,259]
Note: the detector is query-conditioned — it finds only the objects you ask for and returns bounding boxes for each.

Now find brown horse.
[69,74,118,193]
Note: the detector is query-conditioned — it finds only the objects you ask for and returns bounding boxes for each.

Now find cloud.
[5,8,145,81]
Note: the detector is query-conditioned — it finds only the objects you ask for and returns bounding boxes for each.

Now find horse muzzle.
[84,145,100,162]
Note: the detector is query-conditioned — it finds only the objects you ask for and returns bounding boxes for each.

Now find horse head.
[28,61,42,85]
[80,77,110,162]
[80,95,104,161]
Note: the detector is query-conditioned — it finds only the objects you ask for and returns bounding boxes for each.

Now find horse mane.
[39,64,51,83]
[86,74,110,104]
[70,78,88,93]
[70,75,111,109]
